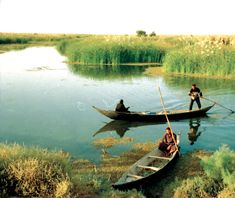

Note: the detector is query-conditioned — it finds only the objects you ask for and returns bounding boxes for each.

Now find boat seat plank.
[137,165,160,171]
[148,155,171,160]
[127,174,143,179]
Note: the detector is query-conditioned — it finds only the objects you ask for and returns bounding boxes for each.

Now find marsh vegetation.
[0,142,234,198]
[1,33,235,79]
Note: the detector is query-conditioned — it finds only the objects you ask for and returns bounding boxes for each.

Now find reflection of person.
[116,127,129,137]
[188,84,203,110]
[158,127,177,156]
[188,120,201,145]
[115,99,130,112]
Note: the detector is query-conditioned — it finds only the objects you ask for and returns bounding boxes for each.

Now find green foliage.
[164,37,235,78]
[0,143,71,197]
[57,36,165,65]
[136,30,147,37]
[201,145,235,186]
[0,37,31,44]
[173,145,235,198]
[173,177,210,198]
[149,31,156,37]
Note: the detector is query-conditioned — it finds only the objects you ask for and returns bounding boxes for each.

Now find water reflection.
[68,64,149,79]
[93,120,160,137]
[164,75,235,91]
[188,119,204,145]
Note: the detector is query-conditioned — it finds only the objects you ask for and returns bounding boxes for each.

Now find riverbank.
[0,32,86,52]
[56,34,235,79]
[1,33,235,79]
[0,142,234,197]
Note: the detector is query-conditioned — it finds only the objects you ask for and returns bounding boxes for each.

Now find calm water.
[0,47,235,163]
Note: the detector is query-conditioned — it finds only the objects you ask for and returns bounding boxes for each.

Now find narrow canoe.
[93,104,215,122]
[112,134,181,190]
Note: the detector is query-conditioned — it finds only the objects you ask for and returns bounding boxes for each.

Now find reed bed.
[164,36,235,78]
[57,36,166,65]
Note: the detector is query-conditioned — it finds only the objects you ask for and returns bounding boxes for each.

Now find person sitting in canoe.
[158,127,177,156]
[115,99,130,112]
[188,83,203,110]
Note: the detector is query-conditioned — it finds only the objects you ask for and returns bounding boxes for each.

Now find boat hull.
[112,151,179,190]
[93,104,214,122]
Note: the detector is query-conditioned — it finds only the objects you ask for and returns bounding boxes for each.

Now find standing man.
[188,84,203,110]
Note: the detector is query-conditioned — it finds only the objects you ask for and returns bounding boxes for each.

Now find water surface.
[0,47,234,162]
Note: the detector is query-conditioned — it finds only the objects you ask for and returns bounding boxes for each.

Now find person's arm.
[162,133,167,143]
[199,88,203,97]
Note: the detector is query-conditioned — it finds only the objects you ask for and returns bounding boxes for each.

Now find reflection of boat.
[93,104,215,122]
[112,134,181,190]
[93,120,159,137]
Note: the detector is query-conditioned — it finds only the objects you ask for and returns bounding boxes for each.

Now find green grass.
[57,35,166,65]
[2,33,235,79]
[0,32,86,52]
[0,142,234,197]
[0,143,71,197]
[164,36,235,78]
[173,145,235,198]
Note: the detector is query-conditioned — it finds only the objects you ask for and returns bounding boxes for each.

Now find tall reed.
[57,36,166,65]
[164,37,235,78]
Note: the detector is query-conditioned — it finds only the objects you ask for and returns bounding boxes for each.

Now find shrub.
[0,143,71,197]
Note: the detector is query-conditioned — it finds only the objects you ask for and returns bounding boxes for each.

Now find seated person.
[158,127,177,156]
[115,99,130,112]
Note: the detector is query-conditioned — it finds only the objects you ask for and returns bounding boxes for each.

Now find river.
[0,47,234,163]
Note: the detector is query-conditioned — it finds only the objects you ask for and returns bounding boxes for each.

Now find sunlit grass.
[164,36,235,79]
[0,143,71,197]
[0,142,234,197]
[172,145,235,198]
[93,136,134,149]
[57,35,166,65]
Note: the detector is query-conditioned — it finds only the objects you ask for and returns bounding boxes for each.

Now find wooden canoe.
[112,134,181,190]
[93,104,215,122]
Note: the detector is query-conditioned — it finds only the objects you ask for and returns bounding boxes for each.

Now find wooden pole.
[158,87,179,153]
[202,97,234,113]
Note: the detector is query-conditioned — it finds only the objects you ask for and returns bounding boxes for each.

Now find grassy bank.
[1,33,235,79]
[0,141,234,197]
[0,32,86,52]
[56,34,235,79]
[164,36,235,79]
[57,35,166,65]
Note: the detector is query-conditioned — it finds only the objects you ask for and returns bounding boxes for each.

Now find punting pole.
[202,97,234,113]
[158,86,179,153]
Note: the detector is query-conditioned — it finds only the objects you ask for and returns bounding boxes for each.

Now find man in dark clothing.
[115,99,130,112]
[188,84,203,110]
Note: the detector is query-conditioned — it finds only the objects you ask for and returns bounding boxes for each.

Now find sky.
[0,0,234,35]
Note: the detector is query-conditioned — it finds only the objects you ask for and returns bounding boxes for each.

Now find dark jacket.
[189,87,202,99]
[115,103,129,112]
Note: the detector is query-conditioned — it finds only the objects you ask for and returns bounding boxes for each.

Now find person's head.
[166,127,171,134]
[192,83,196,89]
[120,99,124,104]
